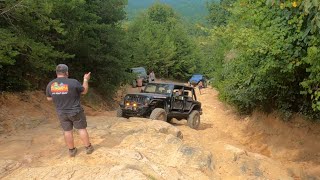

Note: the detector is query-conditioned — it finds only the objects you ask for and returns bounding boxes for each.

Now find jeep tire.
[150,108,167,121]
[187,110,200,129]
[116,107,127,118]
[202,80,207,88]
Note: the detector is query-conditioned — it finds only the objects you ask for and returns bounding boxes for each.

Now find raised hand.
[84,72,91,81]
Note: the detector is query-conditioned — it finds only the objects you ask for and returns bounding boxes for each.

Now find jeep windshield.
[144,83,173,95]
[131,67,147,76]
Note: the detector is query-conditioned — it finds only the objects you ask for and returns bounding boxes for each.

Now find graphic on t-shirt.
[51,82,68,95]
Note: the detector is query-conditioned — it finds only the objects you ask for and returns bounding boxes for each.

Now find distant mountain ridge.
[127,0,209,23]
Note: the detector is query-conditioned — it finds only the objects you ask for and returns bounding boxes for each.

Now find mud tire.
[187,110,200,129]
[117,108,128,118]
[202,81,207,88]
[150,108,167,121]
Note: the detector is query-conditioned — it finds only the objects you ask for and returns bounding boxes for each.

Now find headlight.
[123,96,130,105]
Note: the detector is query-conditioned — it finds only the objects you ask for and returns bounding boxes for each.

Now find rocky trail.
[0,86,319,179]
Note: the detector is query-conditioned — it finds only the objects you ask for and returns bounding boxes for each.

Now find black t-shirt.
[46,77,84,114]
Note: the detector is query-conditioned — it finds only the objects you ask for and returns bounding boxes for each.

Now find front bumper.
[190,81,199,85]
[120,105,149,117]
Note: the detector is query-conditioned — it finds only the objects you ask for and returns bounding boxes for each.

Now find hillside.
[127,0,210,22]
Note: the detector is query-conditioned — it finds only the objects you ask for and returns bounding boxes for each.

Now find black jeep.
[117,82,202,129]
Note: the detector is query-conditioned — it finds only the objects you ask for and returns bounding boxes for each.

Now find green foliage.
[206,0,236,26]
[50,0,129,94]
[147,3,177,23]
[0,0,72,91]
[0,29,19,67]
[126,3,202,80]
[0,0,129,94]
[301,46,320,111]
[204,0,320,119]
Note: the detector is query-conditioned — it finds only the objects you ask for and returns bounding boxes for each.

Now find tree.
[127,3,201,80]
[0,0,129,95]
[50,0,129,94]
[0,0,71,90]
[206,0,236,26]
[205,0,320,119]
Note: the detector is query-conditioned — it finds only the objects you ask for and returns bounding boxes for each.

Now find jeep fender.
[189,104,202,114]
[150,100,167,112]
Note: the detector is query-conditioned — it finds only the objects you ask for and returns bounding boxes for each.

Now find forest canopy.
[0,0,129,94]
[205,0,320,119]
[126,3,203,80]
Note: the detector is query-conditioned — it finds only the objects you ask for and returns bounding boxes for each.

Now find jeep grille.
[126,95,146,104]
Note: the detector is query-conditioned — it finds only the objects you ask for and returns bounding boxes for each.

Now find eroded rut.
[176,87,320,179]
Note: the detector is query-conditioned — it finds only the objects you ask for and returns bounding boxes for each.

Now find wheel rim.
[158,113,166,121]
[193,114,200,127]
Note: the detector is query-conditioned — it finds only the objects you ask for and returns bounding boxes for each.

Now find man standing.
[149,70,155,82]
[198,81,204,95]
[137,75,143,92]
[46,64,94,157]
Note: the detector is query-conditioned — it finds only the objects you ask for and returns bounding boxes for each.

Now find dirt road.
[0,86,319,179]
[123,84,320,179]
[175,87,320,179]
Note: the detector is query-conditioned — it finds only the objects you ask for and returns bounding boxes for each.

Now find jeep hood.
[126,93,169,98]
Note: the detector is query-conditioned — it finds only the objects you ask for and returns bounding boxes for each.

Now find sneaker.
[86,144,94,154]
[69,148,77,157]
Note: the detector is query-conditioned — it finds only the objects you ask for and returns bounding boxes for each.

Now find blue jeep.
[188,74,207,87]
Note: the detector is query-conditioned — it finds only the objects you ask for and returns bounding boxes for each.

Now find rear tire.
[150,108,167,121]
[187,110,200,129]
[203,81,207,88]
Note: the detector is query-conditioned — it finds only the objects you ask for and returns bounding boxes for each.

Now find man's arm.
[46,83,53,101]
[82,80,89,95]
[81,72,91,95]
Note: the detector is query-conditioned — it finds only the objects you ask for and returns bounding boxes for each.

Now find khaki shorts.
[58,111,87,131]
